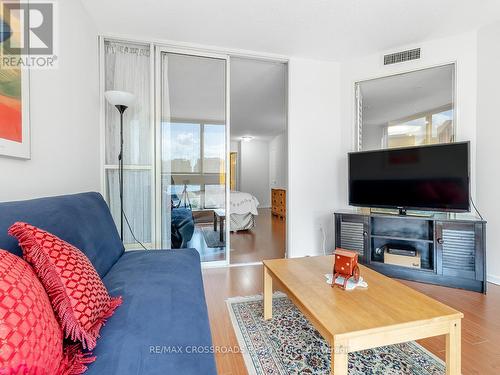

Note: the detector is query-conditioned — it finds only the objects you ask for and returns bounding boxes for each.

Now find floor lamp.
[104,90,135,242]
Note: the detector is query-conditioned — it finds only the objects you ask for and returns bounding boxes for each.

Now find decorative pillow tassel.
[86,296,123,345]
[59,344,96,375]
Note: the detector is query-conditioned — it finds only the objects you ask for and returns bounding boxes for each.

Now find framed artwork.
[0,5,30,159]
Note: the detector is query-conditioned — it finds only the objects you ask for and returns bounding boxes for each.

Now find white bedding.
[230,191,260,215]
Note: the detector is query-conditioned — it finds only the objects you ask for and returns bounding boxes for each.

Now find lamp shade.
[104,90,135,107]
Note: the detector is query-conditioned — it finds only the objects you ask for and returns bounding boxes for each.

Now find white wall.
[240,140,270,207]
[269,132,287,189]
[288,58,342,258]
[477,21,500,284]
[339,31,479,208]
[0,0,99,202]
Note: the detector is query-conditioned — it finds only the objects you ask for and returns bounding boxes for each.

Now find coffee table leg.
[263,266,273,320]
[214,212,217,231]
[446,319,461,375]
[331,339,348,375]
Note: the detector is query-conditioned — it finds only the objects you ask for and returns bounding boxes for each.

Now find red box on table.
[332,248,360,289]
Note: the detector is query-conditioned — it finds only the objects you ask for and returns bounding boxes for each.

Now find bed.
[230,191,260,231]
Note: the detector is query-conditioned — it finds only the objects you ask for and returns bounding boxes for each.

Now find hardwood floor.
[202,264,500,375]
[230,208,286,264]
[189,226,226,262]
[190,208,286,264]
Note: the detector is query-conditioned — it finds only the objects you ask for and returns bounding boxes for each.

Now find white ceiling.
[361,64,454,126]
[230,57,287,141]
[82,0,500,60]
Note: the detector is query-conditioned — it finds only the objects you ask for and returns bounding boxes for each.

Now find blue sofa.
[0,192,217,375]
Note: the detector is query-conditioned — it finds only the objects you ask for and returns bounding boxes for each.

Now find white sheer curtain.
[104,41,152,246]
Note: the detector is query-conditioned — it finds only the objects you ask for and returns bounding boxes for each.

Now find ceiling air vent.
[384,48,421,65]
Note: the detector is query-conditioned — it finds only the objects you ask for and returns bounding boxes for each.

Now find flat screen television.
[348,142,470,212]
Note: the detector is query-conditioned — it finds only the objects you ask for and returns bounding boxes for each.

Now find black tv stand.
[334,209,487,293]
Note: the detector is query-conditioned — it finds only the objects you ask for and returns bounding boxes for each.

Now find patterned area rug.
[227,294,445,375]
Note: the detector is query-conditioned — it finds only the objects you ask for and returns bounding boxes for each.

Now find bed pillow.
[8,222,122,350]
[0,249,93,374]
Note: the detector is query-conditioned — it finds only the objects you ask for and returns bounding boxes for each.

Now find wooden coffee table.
[263,256,463,375]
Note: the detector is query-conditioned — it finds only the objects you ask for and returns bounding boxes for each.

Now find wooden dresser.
[271,188,286,219]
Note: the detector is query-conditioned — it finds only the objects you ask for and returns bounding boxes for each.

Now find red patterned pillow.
[0,249,93,374]
[8,223,122,350]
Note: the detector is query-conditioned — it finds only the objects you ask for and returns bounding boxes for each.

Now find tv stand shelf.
[370,235,434,243]
[334,209,487,293]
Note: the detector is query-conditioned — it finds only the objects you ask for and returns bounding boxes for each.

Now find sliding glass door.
[157,49,229,262]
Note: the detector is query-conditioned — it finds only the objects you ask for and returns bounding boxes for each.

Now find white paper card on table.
[325,274,368,290]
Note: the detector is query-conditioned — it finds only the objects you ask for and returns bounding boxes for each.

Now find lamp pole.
[116,104,127,241]
[104,90,135,243]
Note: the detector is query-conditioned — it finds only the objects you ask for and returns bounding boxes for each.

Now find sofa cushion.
[0,192,124,277]
[9,222,123,350]
[0,250,94,374]
[85,249,217,375]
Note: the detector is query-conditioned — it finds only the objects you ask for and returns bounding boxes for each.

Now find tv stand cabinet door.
[435,221,483,281]
[335,213,370,264]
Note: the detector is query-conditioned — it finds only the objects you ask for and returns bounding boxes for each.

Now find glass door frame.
[154,46,231,266]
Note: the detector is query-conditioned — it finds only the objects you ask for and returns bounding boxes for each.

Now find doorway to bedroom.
[227,57,288,265]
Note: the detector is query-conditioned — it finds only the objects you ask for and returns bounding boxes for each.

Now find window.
[164,123,201,173]
[203,124,225,173]
[356,64,455,151]
[161,122,225,209]
[432,109,454,143]
[168,184,202,209]
[386,107,454,148]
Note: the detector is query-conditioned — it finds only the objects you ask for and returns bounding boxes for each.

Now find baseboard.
[487,274,500,285]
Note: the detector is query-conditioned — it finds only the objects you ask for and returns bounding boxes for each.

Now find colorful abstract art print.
[0,3,30,159]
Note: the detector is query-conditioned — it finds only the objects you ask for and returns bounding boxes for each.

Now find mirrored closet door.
[156,49,229,263]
